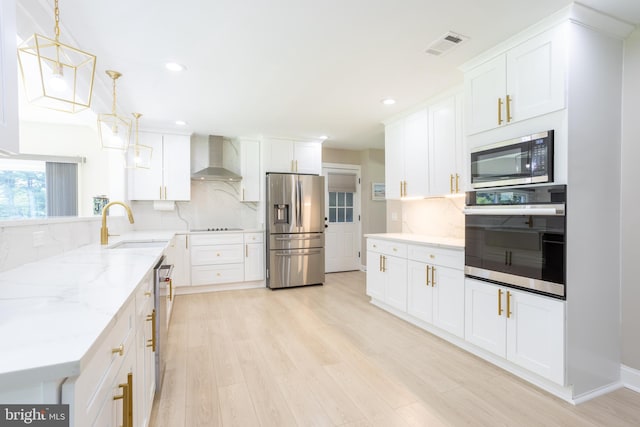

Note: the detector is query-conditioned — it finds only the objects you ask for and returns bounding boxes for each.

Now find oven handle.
[463,206,564,216]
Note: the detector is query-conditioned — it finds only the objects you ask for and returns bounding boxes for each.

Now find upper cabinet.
[0,0,19,154]
[263,138,322,175]
[428,93,464,195]
[128,132,191,201]
[384,108,430,199]
[464,26,566,135]
[384,91,464,199]
[239,138,260,202]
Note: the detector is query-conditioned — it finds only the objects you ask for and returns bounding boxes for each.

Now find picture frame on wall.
[372,182,385,200]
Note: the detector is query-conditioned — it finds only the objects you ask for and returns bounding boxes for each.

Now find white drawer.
[244,232,264,244]
[367,239,407,258]
[135,271,154,316]
[191,264,244,285]
[63,298,135,425]
[191,244,244,265]
[190,233,243,246]
[407,244,463,269]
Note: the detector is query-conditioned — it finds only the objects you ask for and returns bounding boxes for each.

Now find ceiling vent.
[425,31,469,56]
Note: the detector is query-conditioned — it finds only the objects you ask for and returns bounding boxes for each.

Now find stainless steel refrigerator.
[266,173,325,288]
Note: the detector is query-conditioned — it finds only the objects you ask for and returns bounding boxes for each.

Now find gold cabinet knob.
[112,344,124,356]
[216,273,221,277]
[429,254,435,259]
[216,253,221,257]
[144,291,152,297]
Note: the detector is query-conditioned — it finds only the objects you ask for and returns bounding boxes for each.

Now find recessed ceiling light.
[175,120,187,126]
[381,98,396,105]
[165,62,186,72]
[319,135,329,140]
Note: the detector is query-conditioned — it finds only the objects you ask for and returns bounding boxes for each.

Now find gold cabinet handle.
[498,289,504,316]
[431,266,436,287]
[404,181,407,197]
[146,309,156,352]
[455,174,460,193]
[450,174,454,193]
[506,94,512,122]
[379,254,382,272]
[114,372,132,427]
[382,255,386,272]
[159,186,162,199]
[426,265,430,286]
[400,181,403,198]
[498,97,504,125]
[506,291,512,319]
[112,344,124,356]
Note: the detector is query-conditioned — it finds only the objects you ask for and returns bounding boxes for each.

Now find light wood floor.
[150,271,640,426]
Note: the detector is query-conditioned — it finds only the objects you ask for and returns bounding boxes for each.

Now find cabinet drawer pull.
[455,174,460,193]
[506,291,512,318]
[426,265,430,286]
[112,344,124,356]
[498,289,504,316]
[498,97,504,125]
[450,174,454,193]
[506,94,512,122]
[146,309,156,352]
[431,266,436,287]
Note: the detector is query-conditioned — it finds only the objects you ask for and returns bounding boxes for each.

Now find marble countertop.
[0,230,177,387]
[364,233,464,250]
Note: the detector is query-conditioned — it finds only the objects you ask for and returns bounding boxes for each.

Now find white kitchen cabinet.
[428,93,465,196]
[171,234,191,288]
[0,0,19,154]
[407,244,465,338]
[263,138,322,175]
[128,132,191,201]
[464,278,565,384]
[384,108,429,199]
[190,233,245,285]
[244,232,264,281]
[135,272,156,427]
[240,138,260,202]
[366,239,407,311]
[464,26,566,135]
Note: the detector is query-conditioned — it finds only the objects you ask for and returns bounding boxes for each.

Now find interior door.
[323,166,361,273]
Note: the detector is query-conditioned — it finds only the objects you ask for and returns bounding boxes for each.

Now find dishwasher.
[154,256,173,392]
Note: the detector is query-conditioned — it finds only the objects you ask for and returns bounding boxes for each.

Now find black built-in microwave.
[470,130,553,189]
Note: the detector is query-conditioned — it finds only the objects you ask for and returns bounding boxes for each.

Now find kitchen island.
[0,230,176,427]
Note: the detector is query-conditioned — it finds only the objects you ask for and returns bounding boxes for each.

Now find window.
[0,159,78,220]
[328,191,354,223]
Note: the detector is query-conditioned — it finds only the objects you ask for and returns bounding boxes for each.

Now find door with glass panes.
[323,166,360,272]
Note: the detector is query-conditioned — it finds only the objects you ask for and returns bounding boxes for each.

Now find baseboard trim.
[175,281,266,295]
[622,365,640,393]
[572,381,624,404]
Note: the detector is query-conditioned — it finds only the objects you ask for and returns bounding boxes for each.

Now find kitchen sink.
[109,240,168,249]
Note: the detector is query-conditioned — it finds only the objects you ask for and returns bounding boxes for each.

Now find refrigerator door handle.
[275,236,322,241]
[296,178,302,227]
[275,250,323,256]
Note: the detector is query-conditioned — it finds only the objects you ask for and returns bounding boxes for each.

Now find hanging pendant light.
[97,70,132,151]
[17,0,96,113]
[125,113,153,169]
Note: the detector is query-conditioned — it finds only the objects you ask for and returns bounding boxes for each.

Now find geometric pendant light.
[125,113,153,169]
[17,0,97,113]
[97,70,131,151]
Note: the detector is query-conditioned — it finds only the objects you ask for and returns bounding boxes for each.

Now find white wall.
[19,121,123,216]
[621,27,640,371]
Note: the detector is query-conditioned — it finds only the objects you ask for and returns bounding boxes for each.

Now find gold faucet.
[101,201,135,245]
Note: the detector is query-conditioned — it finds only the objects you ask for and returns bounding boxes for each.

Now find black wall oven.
[464,185,566,299]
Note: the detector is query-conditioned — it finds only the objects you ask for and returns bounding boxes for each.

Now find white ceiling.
[15,0,640,150]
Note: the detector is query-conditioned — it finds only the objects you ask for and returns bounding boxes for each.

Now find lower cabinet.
[407,245,465,338]
[63,272,157,427]
[244,232,265,281]
[366,239,407,311]
[464,278,565,385]
[189,232,266,288]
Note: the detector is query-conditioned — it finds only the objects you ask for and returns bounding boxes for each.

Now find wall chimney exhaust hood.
[191,135,242,181]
